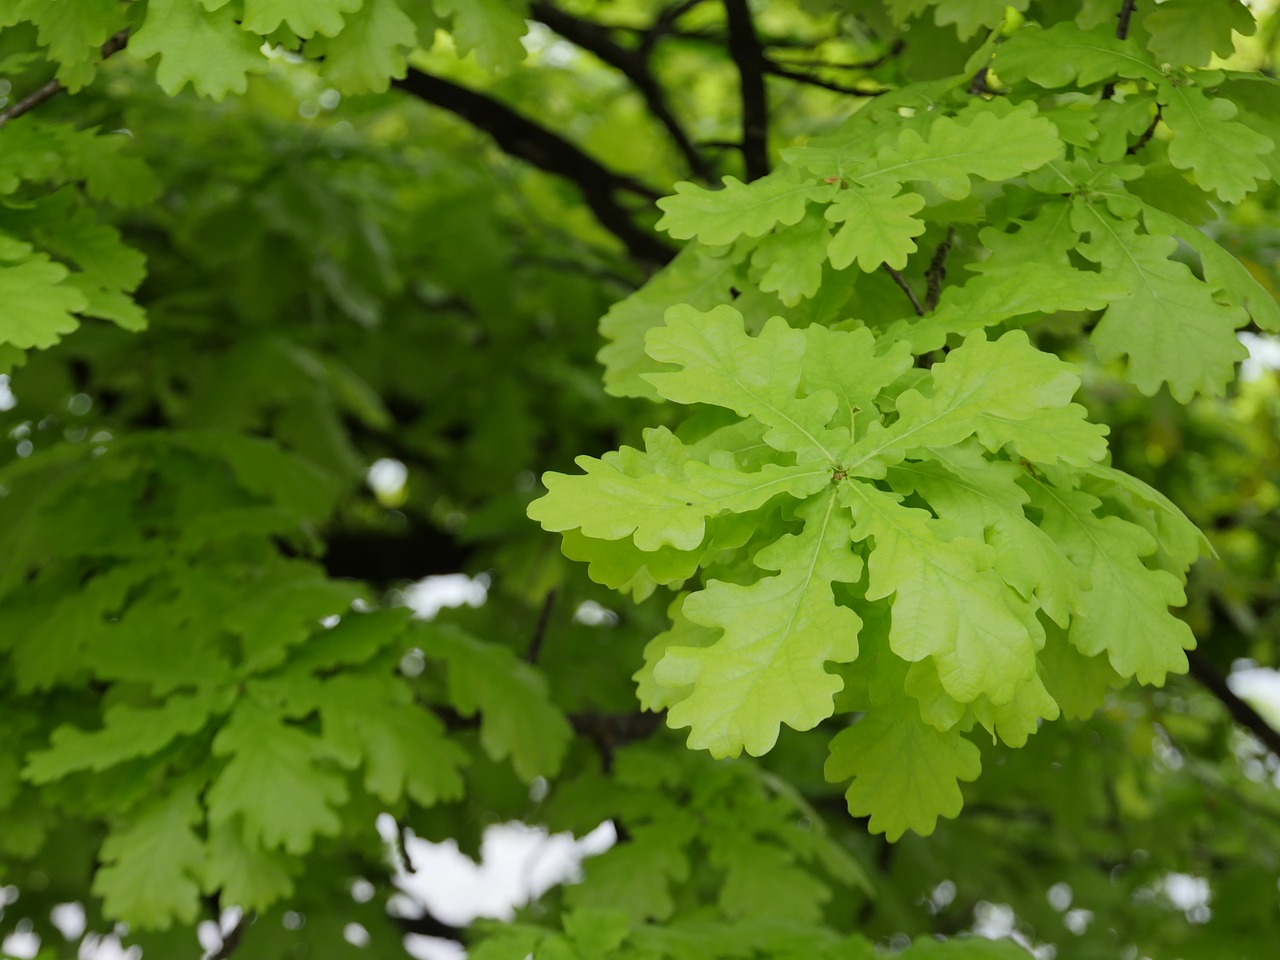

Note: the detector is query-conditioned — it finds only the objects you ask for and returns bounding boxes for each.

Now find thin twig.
[1116,0,1138,40]
[768,40,905,72]
[723,0,771,180]
[1125,104,1162,155]
[883,264,925,316]
[531,1,715,180]
[924,226,955,311]
[0,28,130,128]
[762,64,885,97]
[1186,650,1280,759]
[526,588,557,663]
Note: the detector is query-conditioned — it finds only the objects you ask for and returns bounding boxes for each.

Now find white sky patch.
[573,600,619,627]
[395,821,616,927]
[1238,332,1280,381]
[367,457,408,497]
[0,375,15,412]
[402,573,490,620]
[1227,665,1280,730]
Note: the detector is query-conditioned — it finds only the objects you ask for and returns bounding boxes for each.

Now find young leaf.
[847,331,1108,474]
[842,480,1040,705]
[1072,201,1249,400]
[241,0,363,37]
[1159,82,1274,204]
[826,697,981,841]
[128,0,267,99]
[993,22,1162,88]
[1030,483,1195,685]
[644,305,846,461]
[657,492,863,758]
[93,783,205,929]
[824,182,926,271]
[656,173,835,246]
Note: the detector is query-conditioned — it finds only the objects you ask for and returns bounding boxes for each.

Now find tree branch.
[526,588,557,664]
[723,0,771,180]
[1186,649,1280,759]
[531,1,715,180]
[0,29,130,128]
[1116,0,1138,40]
[761,63,885,97]
[394,69,675,266]
[883,264,925,316]
[924,226,955,311]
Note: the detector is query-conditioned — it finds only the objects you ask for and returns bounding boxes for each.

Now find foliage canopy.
[2,1,1280,958]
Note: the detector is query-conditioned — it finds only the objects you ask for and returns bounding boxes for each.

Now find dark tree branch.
[924,226,955,311]
[526,588,557,663]
[394,69,675,266]
[531,1,715,180]
[883,264,925,316]
[762,63,885,97]
[723,0,771,180]
[0,29,130,128]
[1186,649,1280,759]
[768,40,905,72]
[1116,0,1138,40]
[572,710,665,772]
[1126,105,1162,155]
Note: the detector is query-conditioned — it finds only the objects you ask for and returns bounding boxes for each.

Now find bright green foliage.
[431,0,530,71]
[1142,0,1255,67]
[657,173,836,246]
[240,0,363,38]
[1072,202,1250,401]
[93,784,206,929]
[825,182,925,271]
[308,0,419,92]
[658,492,863,757]
[1159,81,1274,203]
[128,0,268,99]
[826,697,982,842]
[4,1,1280,959]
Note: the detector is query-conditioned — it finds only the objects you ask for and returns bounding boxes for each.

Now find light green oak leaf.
[656,172,836,246]
[206,700,348,854]
[993,22,1162,88]
[864,103,1063,200]
[529,427,830,552]
[1160,82,1273,203]
[0,247,87,349]
[129,0,266,99]
[657,492,863,758]
[799,324,914,439]
[847,331,1108,474]
[310,0,418,94]
[1030,482,1195,685]
[751,215,831,305]
[1143,0,1255,67]
[644,305,846,461]
[887,447,1084,626]
[242,0,364,37]
[93,782,205,929]
[843,481,1040,705]
[824,182,926,271]
[1073,201,1248,401]
[826,697,981,841]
